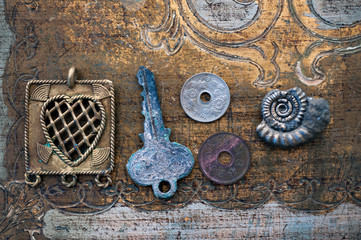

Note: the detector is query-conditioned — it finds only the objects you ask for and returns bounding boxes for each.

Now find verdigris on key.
[127,67,194,198]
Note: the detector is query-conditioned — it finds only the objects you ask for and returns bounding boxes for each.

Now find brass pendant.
[25,68,115,187]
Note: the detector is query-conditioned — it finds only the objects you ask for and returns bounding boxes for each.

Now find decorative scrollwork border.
[0,4,360,240]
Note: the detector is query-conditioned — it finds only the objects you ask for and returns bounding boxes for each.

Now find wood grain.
[0,0,360,238]
[43,201,361,239]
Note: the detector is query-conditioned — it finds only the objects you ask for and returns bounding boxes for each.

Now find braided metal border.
[25,79,115,176]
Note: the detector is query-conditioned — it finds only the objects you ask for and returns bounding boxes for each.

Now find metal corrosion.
[25,75,115,187]
[127,67,194,198]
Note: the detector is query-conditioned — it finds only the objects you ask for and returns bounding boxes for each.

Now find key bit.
[127,66,194,198]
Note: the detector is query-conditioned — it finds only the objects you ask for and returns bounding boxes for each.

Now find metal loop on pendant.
[61,174,77,187]
[67,67,78,89]
[95,174,112,188]
[25,173,41,187]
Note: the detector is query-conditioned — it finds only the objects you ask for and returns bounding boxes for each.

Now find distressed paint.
[0,0,361,238]
[309,0,361,27]
[43,201,361,239]
[0,0,14,180]
[1,0,360,211]
[186,0,260,32]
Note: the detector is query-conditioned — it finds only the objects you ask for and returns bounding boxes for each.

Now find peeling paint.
[0,0,15,180]
[187,0,260,32]
[310,0,361,27]
[43,201,361,239]
[2,0,361,238]
[305,0,361,30]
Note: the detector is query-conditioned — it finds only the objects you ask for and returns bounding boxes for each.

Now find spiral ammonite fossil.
[257,87,330,147]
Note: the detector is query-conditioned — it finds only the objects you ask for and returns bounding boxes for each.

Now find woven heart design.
[40,95,106,167]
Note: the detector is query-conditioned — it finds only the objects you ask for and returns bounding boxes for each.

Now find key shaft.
[138,66,170,145]
[127,67,194,198]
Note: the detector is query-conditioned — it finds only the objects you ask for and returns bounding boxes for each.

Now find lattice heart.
[40,95,106,167]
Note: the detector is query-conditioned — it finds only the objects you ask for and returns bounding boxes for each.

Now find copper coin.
[198,132,250,185]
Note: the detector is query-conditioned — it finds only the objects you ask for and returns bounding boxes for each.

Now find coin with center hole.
[180,73,230,122]
[198,132,251,185]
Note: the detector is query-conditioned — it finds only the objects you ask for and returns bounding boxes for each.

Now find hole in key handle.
[152,179,177,198]
[159,180,171,193]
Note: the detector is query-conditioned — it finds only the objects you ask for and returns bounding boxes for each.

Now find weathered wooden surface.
[0,0,360,238]
[43,201,361,239]
[0,0,14,181]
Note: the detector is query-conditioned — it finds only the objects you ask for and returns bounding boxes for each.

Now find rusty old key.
[126,67,194,198]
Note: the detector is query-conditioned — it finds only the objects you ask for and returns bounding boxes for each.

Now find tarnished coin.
[198,132,250,185]
[180,73,230,122]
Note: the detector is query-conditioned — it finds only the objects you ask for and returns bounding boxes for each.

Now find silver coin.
[180,73,230,123]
